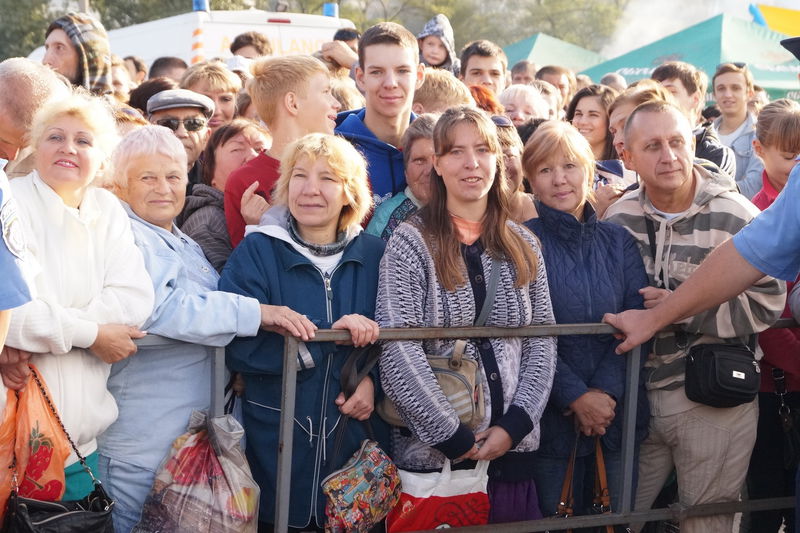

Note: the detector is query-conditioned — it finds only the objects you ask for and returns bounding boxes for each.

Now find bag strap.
[593,437,615,533]
[11,365,101,492]
[474,257,501,327]
[644,218,668,290]
[330,344,382,464]
[556,432,580,519]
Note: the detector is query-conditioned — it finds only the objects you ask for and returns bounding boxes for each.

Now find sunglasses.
[156,117,207,132]
[491,115,514,128]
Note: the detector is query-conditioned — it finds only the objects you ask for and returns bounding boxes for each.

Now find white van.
[28,9,355,68]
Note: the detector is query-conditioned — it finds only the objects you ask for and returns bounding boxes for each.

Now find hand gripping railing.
[271,319,798,532]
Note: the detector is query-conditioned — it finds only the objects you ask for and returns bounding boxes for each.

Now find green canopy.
[504,33,604,73]
[581,14,799,99]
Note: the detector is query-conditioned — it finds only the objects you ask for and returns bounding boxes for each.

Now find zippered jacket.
[713,113,763,199]
[219,206,388,528]
[525,201,650,458]
[604,163,785,416]
[335,108,410,209]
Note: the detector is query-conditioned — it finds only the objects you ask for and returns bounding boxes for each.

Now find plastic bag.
[386,460,490,532]
[0,388,17,520]
[14,367,71,501]
[0,365,72,522]
[132,411,259,533]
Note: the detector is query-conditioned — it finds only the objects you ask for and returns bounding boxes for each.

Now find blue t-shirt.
[733,157,800,281]
[0,170,31,310]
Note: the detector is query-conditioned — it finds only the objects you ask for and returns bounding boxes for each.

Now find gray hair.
[0,58,71,143]
[110,125,187,190]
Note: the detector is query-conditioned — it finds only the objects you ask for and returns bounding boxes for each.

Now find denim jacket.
[97,203,260,472]
[714,113,763,199]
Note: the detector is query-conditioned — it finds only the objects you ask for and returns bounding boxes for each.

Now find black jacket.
[695,123,736,180]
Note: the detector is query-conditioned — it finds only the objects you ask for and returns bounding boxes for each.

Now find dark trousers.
[746,392,799,533]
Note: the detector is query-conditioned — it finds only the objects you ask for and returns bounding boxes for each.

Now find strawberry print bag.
[0,363,71,523]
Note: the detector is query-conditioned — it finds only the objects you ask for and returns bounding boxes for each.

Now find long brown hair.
[418,106,538,291]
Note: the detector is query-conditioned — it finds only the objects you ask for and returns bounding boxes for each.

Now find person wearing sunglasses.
[146,89,214,192]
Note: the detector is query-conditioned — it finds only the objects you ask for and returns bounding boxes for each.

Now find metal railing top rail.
[306,322,684,342]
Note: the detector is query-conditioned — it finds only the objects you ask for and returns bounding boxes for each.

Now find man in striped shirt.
[603,100,785,533]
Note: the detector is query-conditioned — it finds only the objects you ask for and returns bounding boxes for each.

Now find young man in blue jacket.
[335,22,424,210]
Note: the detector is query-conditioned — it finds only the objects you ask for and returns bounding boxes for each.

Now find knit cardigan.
[376,218,557,473]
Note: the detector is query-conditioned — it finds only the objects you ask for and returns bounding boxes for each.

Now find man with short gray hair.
[604,101,784,532]
[0,58,70,177]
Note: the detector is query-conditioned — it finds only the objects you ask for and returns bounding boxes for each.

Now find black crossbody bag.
[645,218,760,408]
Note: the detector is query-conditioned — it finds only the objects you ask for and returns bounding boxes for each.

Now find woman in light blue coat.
[96,126,315,533]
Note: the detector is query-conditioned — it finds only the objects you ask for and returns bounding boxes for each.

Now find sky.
[603,0,799,58]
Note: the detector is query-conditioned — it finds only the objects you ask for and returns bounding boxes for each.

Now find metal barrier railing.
[272,318,798,532]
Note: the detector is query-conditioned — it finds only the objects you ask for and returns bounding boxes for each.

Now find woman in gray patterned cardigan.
[376,106,557,523]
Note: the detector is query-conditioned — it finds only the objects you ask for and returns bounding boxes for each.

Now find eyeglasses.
[156,117,207,132]
[491,115,514,128]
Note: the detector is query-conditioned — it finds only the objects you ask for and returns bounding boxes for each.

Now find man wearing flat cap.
[147,88,215,190]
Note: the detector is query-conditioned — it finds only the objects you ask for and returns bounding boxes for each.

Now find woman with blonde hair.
[1,92,154,500]
[219,133,389,530]
[377,106,557,523]
[180,59,242,131]
[523,120,649,523]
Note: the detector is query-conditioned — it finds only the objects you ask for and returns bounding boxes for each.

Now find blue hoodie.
[335,108,411,208]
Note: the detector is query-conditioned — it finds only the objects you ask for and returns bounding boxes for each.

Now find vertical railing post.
[619,345,642,514]
[275,335,299,533]
[210,346,226,418]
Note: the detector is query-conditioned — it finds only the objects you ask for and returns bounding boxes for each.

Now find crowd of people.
[1,8,799,533]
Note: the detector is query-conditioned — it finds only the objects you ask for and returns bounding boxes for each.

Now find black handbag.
[643,219,760,409]
[684,342,760,408]
[2,368,115,533]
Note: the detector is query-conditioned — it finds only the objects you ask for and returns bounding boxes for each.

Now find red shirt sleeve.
[224,168,251,248]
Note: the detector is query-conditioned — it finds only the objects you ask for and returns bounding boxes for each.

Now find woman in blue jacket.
[523,121,649,520]
[219,133,387,531]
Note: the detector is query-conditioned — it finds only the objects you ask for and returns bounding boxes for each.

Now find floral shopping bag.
[321,439,401,532]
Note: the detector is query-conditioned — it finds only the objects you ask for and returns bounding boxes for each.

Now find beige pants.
[631,399,758,533]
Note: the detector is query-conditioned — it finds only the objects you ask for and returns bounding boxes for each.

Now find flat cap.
[147,89,215,118]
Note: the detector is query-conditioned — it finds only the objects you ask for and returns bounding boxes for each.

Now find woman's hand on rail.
[259,305,317,341]
[0,346,31,390]
[472,426,513,461]
[90,324,146,363]
[336,375,374,420]
[331,314,379,347]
